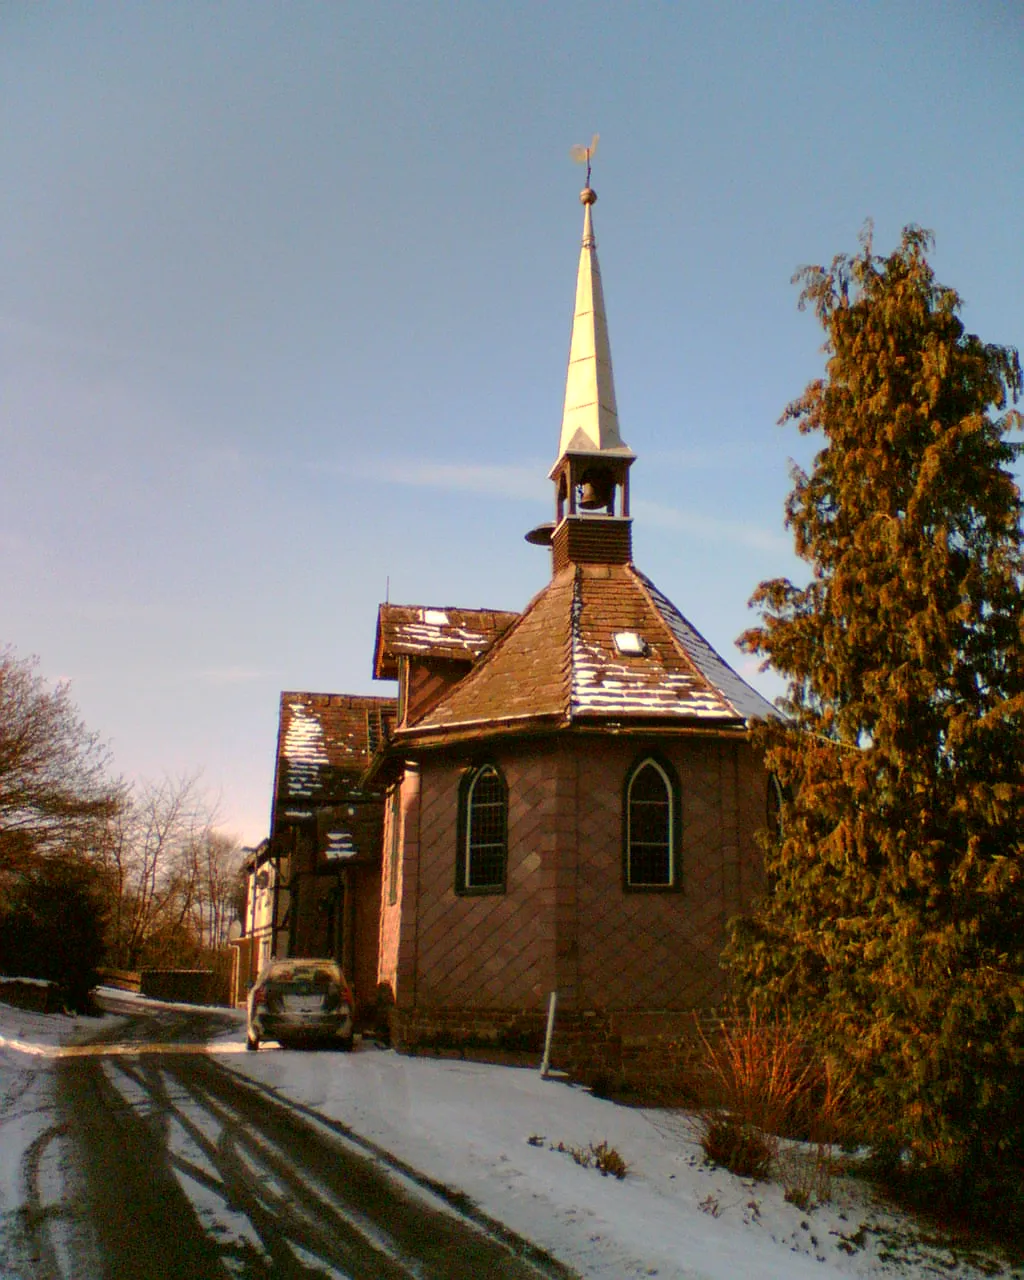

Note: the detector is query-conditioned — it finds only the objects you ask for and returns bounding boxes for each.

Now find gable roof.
[274,692,397,822]
[373,604,520,678]
[394,564,778,746]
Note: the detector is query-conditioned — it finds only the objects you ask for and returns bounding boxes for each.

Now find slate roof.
[373,604,520,678]
[274,692,397,820]
[395,563,778,745]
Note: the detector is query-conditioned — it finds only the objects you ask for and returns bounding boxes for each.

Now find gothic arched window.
[456,764,508,893]
[766,772,784,844]
[625,757,680,889]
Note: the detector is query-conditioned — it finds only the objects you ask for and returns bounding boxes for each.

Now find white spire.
[556,188,632,461]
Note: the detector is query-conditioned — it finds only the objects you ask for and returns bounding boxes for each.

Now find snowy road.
[12,997,570,1280]
[5,992,1021,1280]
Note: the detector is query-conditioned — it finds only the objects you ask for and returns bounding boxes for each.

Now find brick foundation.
[390,1002,729,1095]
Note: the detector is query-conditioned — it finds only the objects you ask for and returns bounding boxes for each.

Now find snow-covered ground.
[0,991,127,1276]
[2,989,1021,1279]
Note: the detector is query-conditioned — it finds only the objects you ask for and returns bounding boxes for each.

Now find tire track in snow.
[55,1026,572,1279]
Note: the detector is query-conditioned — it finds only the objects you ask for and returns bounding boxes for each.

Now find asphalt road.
[16,996,573,1279]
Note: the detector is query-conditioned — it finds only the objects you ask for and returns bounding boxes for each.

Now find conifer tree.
[729,226,1024,1190]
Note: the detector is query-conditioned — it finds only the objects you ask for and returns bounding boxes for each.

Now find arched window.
[456,764,508,893]
[387,784,401,905]
[625,757,679,889]
[766,772,784,844]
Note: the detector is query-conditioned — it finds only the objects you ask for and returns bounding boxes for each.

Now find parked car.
[246,958,354,1052]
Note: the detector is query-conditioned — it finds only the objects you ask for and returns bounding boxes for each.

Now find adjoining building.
[254,693,396,1012]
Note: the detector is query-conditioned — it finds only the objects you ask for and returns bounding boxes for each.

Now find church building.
[365,178,779,1080]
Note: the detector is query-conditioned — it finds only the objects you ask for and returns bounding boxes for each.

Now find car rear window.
[268,964,338,992]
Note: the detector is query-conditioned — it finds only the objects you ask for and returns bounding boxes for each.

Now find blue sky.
[3,2,1022,843]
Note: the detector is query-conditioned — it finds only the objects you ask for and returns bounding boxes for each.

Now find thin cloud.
[347,458,546,502]
[636,499,790,553]
[643,442,776,470]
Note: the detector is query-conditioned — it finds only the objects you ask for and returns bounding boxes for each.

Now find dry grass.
[690,1008,855,1204]
[552,1139,629,1179]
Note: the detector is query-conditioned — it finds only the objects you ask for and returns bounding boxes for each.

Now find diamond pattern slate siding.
[386,737,768,1028]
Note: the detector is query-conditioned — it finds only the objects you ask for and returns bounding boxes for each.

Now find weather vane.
[570,133,599,188]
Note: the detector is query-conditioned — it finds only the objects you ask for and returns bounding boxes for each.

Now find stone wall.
[390,1002,734,1096]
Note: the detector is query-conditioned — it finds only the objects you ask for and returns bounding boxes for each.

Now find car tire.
[246,1032,260,1052]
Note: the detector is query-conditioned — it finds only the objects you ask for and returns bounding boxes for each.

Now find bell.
[579,470,614,510]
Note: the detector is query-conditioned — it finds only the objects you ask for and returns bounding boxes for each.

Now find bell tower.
[526,174,636,573]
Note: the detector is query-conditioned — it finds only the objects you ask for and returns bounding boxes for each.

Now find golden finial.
[570,133,599,203]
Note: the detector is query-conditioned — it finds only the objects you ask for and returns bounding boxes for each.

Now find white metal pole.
[540,990,558,1078]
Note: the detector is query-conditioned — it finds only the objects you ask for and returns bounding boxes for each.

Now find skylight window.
[614,631,649,657]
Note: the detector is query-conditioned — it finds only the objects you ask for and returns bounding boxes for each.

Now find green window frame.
[388,784,401,905]
[455,764,508,894]
[624,756,681,890]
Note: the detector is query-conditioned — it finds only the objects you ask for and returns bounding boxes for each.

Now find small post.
[540,990,558,1078]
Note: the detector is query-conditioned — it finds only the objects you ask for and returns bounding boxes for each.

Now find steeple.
[555,187,633,461]
[527,164,636,571]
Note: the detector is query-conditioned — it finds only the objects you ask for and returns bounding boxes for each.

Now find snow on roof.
[282,702,330,798]
[571,641,737,718]
[635,571,779,722]
[325,830,357,860]
[568,568,741,722]
[374,604,519,678]
[276,692,397,809]
[400,564,778,739]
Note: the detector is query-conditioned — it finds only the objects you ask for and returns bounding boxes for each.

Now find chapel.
[366,178,779,1078]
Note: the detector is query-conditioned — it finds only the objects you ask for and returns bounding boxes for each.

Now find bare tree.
[0,647,122,873]
[182,828,245,952]
[96,774,242,968]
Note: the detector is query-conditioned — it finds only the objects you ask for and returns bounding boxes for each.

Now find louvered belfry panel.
[552,516,632,573]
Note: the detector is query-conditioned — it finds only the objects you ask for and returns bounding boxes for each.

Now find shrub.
[691,1007,856,1196]
[0,857,106,1012]
[699,1115,773,1180]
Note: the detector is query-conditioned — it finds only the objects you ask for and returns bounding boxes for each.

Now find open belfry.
[363,164,781,1079]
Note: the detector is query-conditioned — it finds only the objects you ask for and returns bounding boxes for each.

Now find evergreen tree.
[728,226,1024,1191]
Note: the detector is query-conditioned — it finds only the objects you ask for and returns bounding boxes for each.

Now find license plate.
[284,996,322,1014]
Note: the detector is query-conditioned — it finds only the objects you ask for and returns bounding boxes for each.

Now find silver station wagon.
[246,958,355,1052]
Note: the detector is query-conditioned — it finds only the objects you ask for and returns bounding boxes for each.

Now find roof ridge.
[377,602,520,616]
[402,569,575,730]
[280,690,397,704]
[625,567,737,715]
[565,565,583,724]
[628,566,778,722]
